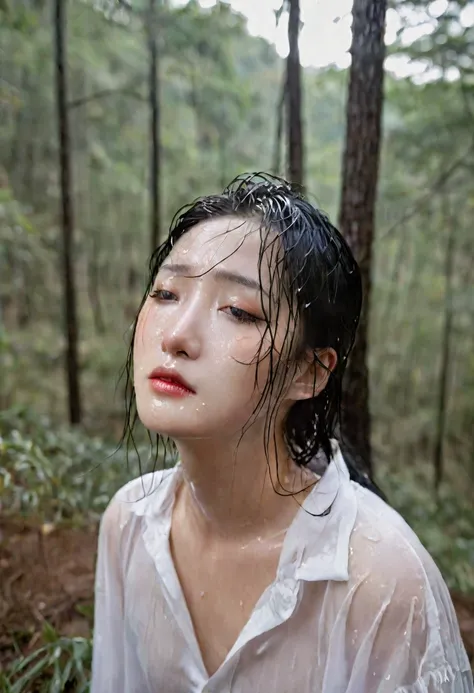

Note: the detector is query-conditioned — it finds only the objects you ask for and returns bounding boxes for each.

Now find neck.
[173,431,316,541]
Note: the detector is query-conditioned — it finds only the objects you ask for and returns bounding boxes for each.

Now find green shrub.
[0,406,156,523]
[381,462,474,594]
[0,624,92,693]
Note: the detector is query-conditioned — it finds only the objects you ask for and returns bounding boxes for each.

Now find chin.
[136,409,246,443]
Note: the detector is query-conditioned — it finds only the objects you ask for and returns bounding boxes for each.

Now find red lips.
[148,368,195,396]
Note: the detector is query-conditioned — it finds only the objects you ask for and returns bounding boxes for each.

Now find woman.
[91,174,472,692]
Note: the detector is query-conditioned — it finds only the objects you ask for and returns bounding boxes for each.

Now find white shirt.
[91,445,473,693]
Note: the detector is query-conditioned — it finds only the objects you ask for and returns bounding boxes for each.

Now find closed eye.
[150,289,177,301]
[225,306,261,324]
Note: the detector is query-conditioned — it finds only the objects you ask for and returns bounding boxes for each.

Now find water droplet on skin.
[179,405,184,411]
[239,600,243,608]
[200,591,206,598]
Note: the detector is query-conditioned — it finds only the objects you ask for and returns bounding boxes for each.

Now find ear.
[287,348,338,403]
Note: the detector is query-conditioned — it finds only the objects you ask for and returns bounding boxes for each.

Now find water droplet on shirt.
[363,527,382,542]
[385,675,391,680]
[256,642,269,656]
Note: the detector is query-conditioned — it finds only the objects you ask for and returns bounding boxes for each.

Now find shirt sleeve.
[90,496,127,693]
[339,519,473,693]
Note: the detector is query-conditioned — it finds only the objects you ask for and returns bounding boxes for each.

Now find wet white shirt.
[91,445,473,693]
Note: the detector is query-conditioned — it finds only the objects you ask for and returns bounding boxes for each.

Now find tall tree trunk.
[218,130,227,190]
[148,0,161,253]
[53,0,82,424]
[87,231,106,335]
[338,0,387,474]
[286,0,303,187]
[273,71,287,176]
[434,193,455,492]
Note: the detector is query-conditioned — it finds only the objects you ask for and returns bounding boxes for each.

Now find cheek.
[227,333,260,363]
[133,301,159,360]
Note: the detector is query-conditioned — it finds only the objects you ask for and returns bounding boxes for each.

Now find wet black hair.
[123,172,384,500]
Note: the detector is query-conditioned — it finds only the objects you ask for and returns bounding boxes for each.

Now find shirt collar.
[138,441,356,584]
[278,440,357,583]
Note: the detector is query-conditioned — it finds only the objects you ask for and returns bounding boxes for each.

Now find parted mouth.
[148,368,195,394]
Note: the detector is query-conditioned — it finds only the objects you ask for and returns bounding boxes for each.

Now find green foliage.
[393,0,474,76]
[0,407,139,523]
[381,460,474,594]
[0,623,92,693]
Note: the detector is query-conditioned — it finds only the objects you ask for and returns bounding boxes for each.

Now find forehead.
[168,216,273,275]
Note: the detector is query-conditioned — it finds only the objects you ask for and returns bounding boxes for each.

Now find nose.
[161,305,201,360]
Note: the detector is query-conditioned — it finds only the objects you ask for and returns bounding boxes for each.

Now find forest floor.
[1,516,474,670]
[0,518,96,667]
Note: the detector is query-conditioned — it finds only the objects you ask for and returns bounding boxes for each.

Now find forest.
[0,0,473,689]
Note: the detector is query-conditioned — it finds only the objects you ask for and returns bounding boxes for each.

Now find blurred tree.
[286,0,304,186]
[339,0,388,474]
[371,0,474,484]
[147,0,161,251]
[434,190,456,491]
[53,0,82,425]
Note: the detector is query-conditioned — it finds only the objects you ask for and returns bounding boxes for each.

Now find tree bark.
[87,232,106,335]
[286,0,304,187]
[273,71,287,176]
[338,0,387,474]
[148,0,161,253]
[53,0,82,424]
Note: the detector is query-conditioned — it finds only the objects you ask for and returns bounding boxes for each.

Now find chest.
[170,527,282,677]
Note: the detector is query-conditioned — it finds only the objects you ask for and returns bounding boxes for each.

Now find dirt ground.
[0,518,96,666]
[1,517,474,671]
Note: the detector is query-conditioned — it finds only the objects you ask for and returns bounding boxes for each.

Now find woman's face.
[133,216,294,440]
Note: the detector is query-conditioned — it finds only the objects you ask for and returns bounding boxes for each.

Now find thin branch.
[380,142,474,238]
[460,77,474,125]
[115,0,134,11]
[67,85,145,109]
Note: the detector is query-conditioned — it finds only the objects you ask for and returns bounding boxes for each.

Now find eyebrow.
[160,263,268,297]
